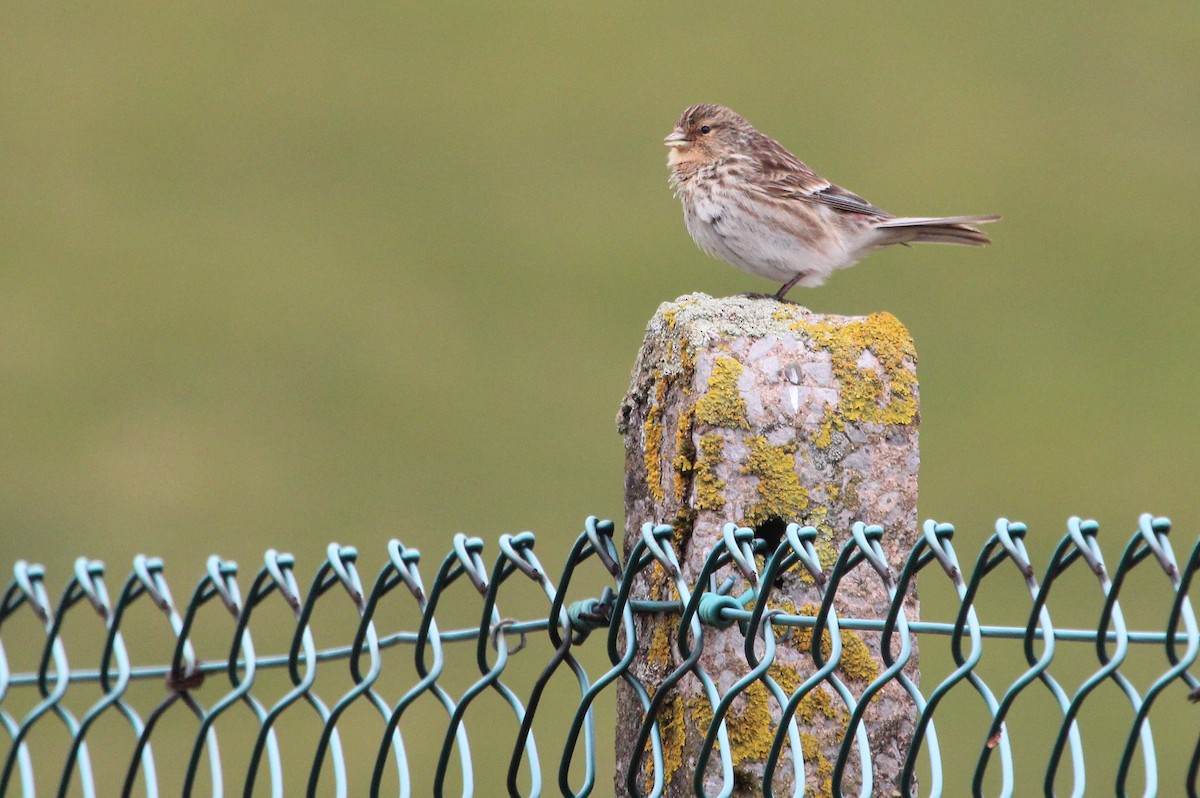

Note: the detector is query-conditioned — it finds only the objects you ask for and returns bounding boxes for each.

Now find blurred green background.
[1,2,1197,795]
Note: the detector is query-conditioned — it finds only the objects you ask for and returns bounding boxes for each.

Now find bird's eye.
[699,125,712,135]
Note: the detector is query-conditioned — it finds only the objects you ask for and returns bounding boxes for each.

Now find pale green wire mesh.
[0,513,1196,797]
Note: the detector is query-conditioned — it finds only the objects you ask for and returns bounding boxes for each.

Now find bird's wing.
[804,183,890,216]
[747,134,890,217]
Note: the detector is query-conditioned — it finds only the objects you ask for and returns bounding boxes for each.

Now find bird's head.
[665,104,750,169]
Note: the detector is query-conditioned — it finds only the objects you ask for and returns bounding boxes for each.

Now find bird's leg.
[773,272,808,301]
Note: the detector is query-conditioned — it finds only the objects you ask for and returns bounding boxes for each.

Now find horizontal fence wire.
[0,513,1197,797]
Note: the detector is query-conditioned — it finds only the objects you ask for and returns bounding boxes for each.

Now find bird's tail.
[874,215,1001,246]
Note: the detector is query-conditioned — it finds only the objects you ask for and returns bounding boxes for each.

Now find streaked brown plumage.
[665,104,1000,299]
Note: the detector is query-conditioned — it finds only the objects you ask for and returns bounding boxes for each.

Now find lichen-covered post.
[615,293,920,797]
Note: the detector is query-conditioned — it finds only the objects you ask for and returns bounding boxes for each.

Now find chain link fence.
[1,513,1196,796]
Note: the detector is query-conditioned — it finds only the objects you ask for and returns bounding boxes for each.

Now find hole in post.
[753,516,787,551]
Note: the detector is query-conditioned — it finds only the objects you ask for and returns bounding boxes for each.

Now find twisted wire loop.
[0,514,1196,796]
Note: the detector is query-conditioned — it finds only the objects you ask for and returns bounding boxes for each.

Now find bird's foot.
[738,291,801,305]
[773,273,809,302]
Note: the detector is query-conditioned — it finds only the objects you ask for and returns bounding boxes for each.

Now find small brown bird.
[665,104,999,299]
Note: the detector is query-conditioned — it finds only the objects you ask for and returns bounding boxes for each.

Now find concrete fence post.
[615,293,921,796]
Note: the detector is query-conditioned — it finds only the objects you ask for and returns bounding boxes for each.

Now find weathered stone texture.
[615,293,920,797]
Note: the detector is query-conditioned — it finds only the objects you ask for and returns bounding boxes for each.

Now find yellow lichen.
[768,660,803,695]
[831,627,880,682]
[689,682,776,764]
[648,562,673,602]
[723,600,870,797]
[789,312,918,448]
[813,403,840,450]
[799,732,836,798]
[712,661,829,769]
[786,602,880,684]
[671,393,696,503]
[680,344,697,381]
[645,691,687,792]
[694,434,727,511]
[693,356,750,430]
[642,375,668,502]
[653,661,842,776]
[814,537,838,575]
[741,437,809,527]
[662,299,698,335]
[646,652,863,796]
[672,441,693,503]
[643,418,665,501]
[793,685,847,726]
[646,616,675,670]
[769,652,843,798]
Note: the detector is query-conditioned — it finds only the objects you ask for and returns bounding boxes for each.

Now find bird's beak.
[664,130,689,148]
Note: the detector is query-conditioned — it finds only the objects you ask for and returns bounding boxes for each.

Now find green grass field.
[1,3,1197,794]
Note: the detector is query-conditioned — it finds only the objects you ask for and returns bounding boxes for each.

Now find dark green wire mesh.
[0,513,1196,797]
